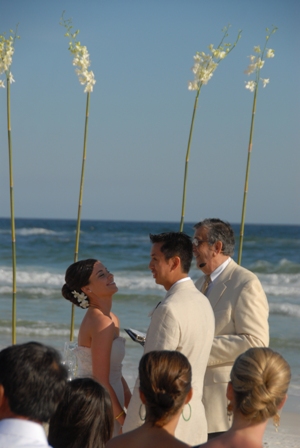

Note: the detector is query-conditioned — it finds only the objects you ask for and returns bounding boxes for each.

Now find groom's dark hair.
[149,232,193,273]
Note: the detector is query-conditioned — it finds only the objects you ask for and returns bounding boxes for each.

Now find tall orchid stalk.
[1,27,19,344]
[60,13,96,340]
[237,26,277,264]
[180,26,241,232]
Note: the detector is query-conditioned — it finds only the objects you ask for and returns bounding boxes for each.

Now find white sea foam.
[0,286,59,296]
[269,302,300,318]
[0,268,163,291]
[259,273,300,297]
[251,258,300,273]
[0,324,79,337]
[17,228,58,236]
[0,268,64,287]
[1,266,300,297]
[288,383,300,398]
[0,227,71,236]
[114,274,164,291]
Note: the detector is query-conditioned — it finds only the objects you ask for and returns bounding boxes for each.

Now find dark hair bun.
[156,391,174,409]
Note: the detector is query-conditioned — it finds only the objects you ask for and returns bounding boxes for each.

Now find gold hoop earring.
[139,403,146,421]
[182,403,192,421]
[273,413,280,432]
[227,401,233,422]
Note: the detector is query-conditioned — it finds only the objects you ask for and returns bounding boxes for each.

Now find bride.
[62,258,131,436]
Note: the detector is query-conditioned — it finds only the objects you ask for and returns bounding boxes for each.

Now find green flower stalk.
[1,26,19,344]
[180,26,241,232]
[60,13,96,340]
[237,26,277,265]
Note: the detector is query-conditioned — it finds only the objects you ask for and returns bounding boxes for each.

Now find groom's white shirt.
[123,278,215,445]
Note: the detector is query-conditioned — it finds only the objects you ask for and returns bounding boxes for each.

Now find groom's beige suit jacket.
[195,259,269,433]
[123,279,215,445]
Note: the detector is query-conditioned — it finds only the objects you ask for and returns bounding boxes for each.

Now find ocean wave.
[0,227,72,237]
[250,258,300,274]
[0,286,59,296]
[115,275,164,291]
[269,302,300,318]
[288,383,300,397]
[17,228,59,236]
[0,320,79,337]
[0,268,163,291]
[259,273,300,297]
[0,268,64,286]
[0,266,299,298]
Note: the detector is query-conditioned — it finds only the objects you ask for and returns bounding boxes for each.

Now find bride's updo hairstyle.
[230,347,291,423]
[139,350,192,427]
[62,259,97,308]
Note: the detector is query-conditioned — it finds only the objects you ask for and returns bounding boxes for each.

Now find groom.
[123,232,215,445]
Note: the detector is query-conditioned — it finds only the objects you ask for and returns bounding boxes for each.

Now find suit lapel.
[207,260,237,309]
[150,280,192,315]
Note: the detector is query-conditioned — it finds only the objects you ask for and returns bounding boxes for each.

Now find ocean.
[0,218,299,407]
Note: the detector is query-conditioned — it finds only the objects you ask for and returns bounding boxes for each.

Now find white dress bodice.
[73,336,126,437]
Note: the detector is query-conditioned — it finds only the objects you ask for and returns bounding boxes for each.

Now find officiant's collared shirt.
[206,258,231,295]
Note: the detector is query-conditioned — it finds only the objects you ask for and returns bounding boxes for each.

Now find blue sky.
[1,0,299,225]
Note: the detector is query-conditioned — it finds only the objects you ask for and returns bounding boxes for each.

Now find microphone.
[199,262,206,268]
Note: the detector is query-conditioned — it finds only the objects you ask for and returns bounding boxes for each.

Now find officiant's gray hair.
[194,218,235,256]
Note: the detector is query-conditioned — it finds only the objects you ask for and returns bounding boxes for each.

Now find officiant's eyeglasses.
[192,237,209,247]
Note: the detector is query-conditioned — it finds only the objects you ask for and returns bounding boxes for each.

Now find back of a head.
[139,350,192,427]
[230,347,291,423]
[0,342,67,422]
[48,378,114,448]
[149,232,193,273]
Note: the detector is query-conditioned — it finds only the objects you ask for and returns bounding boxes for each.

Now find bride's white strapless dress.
[73,336,126,437]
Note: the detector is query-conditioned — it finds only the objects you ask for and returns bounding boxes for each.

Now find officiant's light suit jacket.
[195,260,269,434]
[123,279,215,445]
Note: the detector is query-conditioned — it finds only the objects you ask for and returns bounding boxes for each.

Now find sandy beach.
[263,395,300,448]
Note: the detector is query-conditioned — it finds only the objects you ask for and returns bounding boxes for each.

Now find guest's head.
[62,259,118,308]
[193,218,235,274]
[48,377,113,448]
[228,347,291,424]
[149,232,192,289]
[0,342,67,422]
[139,350,192,428]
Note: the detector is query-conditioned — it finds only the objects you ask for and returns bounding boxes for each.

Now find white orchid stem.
[70,91,90,341]
[180,87,201,232]
[238,26,276,264]
[7,76,17,344]
[238,85,258,265]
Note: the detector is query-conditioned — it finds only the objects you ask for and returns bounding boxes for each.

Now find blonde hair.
[230,347,291,423]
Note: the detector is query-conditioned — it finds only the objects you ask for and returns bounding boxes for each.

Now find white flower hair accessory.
[72,290,89,309]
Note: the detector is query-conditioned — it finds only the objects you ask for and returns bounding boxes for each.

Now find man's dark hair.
[193,218,235,256]
[0,341,68,422]
[149,232,193,273]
